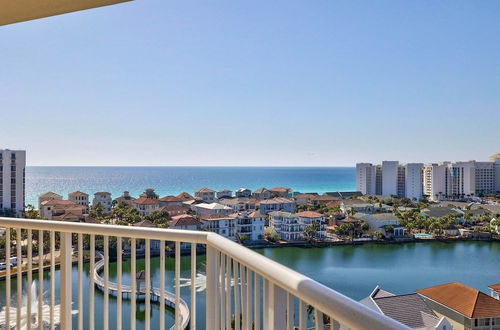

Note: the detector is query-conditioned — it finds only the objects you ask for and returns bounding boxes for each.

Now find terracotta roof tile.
[417,282,500,318]
[296,211,324,218]
[41,199,78,206]
[159,195,183,202]
[176,192,194,201]
[133,197,160,205]
[195,188,215,193]
[489,284,500,293]
[170,215,202,227]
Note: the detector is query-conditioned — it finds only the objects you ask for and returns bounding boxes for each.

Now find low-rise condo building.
[269,211,299,241]
[231,211,265,241]
[194,188,216,202]
[269,187,292,198]
[40,199,85,221]
[296,211,326,239]
[269,210,326,241]
[92,192,112,213]
[38,191,63,210]
[218,197,258,213]
[114,191,135,206]
[252,188,271,200]
[169,214,203,231]
[259,197,295,215]
[201,214,236,240]
[417,282,500,330]
[235,188,252,198]
[132,197,160,216]
[192,202,232,217]
[68,191,89,213]
[216,189,233,199]
[158,195,183,207]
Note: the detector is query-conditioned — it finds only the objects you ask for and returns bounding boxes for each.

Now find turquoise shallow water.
[25,166,355,206]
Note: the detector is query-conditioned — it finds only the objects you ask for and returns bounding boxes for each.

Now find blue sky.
[1,0,499,166]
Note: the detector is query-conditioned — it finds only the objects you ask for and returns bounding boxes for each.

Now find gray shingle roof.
[373,293,440,329]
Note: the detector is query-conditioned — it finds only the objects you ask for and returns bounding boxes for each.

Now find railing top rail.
[0,217,208,243]
[0,217,410,330]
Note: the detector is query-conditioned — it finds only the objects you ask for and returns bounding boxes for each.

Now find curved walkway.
[93,253,190,330]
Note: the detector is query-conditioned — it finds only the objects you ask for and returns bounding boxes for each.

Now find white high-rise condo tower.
[0,149,26,216]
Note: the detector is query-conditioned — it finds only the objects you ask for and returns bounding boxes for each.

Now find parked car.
[0,262,6,270]
[9,257,17,267]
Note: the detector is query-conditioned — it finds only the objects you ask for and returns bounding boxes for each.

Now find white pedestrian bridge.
[0,217,410,329]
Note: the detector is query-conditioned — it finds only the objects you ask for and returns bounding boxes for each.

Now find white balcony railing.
[0,217,410,330]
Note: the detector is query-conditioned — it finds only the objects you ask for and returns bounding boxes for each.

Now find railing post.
[205,245,217,330]
[60,232,73,329]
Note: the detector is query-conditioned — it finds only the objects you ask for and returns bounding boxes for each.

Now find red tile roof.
[270,187,291,192]
[133,197,160,205]
[296,211,324,218]
[41,199,78,206]
[133,220,156,228]
[489,284,500,293]
[170,215,202,227]
[417,282,500,318]
[260,197,294,204]
[69,191,88,196]
[176,192,194,201]
[195,188,215,193]
[159,195,183,202]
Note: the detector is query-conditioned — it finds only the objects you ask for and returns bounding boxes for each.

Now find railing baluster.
[50,231,55,330]
[269,283,286,329]
[27,229,32,330]
[60,232,73,330]
[219,252,226,328]
[240,264,247,329]
[190,243,196,330]
[214,250,220,330]
[16,228,21,330]
[5,228,10,329]
[38,230,43,330]
[246,267,252,330]
[117,236,122,330]
[78,233,83,330]
[262,279,268,330]
[315,309,324,329]
[233,259,241,330]
[89,234,95,330]
[287,293,294,330]
[225,254,231,330]
[205,246,216,330]
[254,274,260,330]
[299,300,307,330]
[130,238,136,330]
[145,238,151,330]
[175,241,181,330]
[103,235,109,330]
[160,240,165,329]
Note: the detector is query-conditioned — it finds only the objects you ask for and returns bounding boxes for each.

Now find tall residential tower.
[0,149,26,216]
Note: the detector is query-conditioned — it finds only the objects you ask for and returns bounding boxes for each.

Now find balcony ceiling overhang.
[0,0,132,26]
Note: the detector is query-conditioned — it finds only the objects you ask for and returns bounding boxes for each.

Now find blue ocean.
[25,166,355,206]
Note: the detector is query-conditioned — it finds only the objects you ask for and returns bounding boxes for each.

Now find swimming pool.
[414,233,433,238]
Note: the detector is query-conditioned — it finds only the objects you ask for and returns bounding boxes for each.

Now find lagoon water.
[1,241,498,329]
[25,166,356,206]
